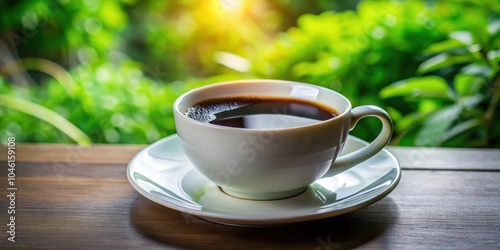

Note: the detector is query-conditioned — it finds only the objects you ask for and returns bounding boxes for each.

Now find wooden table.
[1,143,499,249]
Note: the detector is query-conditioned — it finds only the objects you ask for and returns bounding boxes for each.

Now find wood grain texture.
[1,143,145,164]
[0,158,499,249]
[2,143,500,170]
[387,146,500,171]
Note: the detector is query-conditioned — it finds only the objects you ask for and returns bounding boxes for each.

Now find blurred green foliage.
[381,19,500,147]
[0,0,130,66]
[0,0,499,147]
[249,0,499,143]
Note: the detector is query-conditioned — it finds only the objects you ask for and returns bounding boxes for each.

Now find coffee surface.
[185,96,338,129]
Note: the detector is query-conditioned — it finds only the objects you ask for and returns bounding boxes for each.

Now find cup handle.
[325,105,393,176]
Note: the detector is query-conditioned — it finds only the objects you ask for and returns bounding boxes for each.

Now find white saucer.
[127,134,401,227]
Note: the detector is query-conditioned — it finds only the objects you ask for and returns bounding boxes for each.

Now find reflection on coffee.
[185,96,338,129]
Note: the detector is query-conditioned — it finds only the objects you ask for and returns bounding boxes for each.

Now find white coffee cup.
[174,80,392,200]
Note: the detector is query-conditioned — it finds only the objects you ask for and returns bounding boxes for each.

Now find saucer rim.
[127,134,401,226]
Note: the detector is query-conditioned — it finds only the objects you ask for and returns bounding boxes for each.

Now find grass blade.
[0,94,92,145]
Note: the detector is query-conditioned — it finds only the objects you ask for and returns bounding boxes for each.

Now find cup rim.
[173,79,352,131]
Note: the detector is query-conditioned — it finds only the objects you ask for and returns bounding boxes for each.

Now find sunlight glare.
[211,0,248,19]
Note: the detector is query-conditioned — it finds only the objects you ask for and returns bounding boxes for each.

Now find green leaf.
[415,104,462,147]
[459,94,485,109]
[0,94,92,146]
[450,31,474,46]
[418,53,475,74]
[394,111,430,132]
[488,19,500,36]
[487,50,500,63]
[487,20,500,50]
[454,73,485,97]
[441,118,482,143]
[380,76,453,100]
[424,39,466,54]
[460,63,492,78]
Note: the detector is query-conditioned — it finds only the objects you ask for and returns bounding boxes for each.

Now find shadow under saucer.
[130,195,400,249]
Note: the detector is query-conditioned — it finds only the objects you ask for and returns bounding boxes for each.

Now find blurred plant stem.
[0,53,88,144]
[0,40,33,86]
[0,94,92,146]
[485,80,500,146]
[0,57,79,96]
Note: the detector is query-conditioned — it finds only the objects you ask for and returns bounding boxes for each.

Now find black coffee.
[185,96,338,129]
